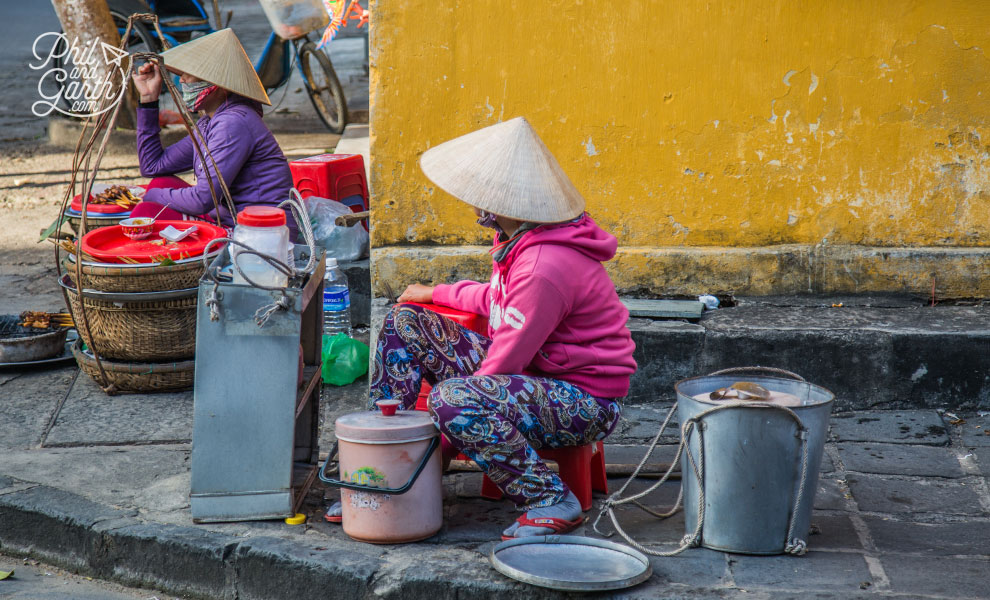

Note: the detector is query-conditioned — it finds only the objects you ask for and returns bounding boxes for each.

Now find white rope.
[595,401,812,557]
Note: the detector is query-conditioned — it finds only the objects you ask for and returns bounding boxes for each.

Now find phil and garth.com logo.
[30,32,130,119]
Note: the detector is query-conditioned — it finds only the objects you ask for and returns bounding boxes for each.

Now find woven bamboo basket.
[64,287,197,361]
[62,256,210,293]
[65,214,126,235]
[71,340,194,393]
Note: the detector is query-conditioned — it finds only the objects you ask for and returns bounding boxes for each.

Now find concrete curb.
[368,296,990,412]
[626,305,990,410]
[0,475,725,600]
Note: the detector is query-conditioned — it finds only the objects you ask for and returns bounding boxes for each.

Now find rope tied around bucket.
[593,400,813,558]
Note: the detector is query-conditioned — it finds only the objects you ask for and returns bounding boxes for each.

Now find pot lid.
[335,407,438,443]
[490,536,652,591]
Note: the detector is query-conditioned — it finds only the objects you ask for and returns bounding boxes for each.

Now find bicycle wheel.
[298,41,348,134]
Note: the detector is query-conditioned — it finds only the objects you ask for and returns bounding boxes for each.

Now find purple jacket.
[136,95,297,239]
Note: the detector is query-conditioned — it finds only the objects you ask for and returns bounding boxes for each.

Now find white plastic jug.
[231,206,290,288]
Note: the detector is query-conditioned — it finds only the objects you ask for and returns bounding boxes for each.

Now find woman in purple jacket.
[129,29,297,238]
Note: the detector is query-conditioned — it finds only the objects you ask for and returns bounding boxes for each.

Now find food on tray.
[19,311,74,329]
[92,185,141,209]
[80,219,227,265]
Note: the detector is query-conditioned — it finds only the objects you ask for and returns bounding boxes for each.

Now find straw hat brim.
[420,117,585,223]
[161,29,271,106]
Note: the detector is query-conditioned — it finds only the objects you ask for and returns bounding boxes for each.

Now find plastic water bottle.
[323,257,351,337]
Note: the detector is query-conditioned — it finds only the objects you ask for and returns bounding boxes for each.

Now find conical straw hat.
[420,117,585,223]
[161,29,271,106]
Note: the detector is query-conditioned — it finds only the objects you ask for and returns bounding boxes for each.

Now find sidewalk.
[1,351,988,599]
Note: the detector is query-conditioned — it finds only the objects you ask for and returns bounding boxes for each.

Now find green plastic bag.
[321,333,370,386]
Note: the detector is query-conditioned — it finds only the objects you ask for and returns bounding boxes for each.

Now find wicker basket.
[64,286,197,361]
[64,213,126,235]
[62,256,209,293]
[71,340,194,393]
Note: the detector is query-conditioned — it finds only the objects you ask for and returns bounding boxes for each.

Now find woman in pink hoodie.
[371,118,636,539]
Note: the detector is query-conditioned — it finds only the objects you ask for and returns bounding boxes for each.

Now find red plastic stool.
[289,153,369,230]
[403,303,609,511]
[480,441,608,512]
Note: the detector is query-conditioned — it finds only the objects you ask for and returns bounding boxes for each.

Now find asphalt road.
[0,3,61,142]
[0,0,368,141]
[0,554,180,600]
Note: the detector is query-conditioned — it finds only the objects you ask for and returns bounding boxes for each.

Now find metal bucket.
[674,368,834,555]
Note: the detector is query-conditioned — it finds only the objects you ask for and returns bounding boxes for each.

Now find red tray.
[70,184,146,214]
[80,220,227,264]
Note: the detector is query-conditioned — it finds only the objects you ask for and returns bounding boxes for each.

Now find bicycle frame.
[255,33,321,94]
[114,0,217,48]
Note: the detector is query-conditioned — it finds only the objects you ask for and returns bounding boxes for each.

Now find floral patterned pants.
[370,304,621,509]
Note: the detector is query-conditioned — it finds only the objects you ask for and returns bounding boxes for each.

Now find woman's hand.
[132,63,163,103]
[397,283,434,304]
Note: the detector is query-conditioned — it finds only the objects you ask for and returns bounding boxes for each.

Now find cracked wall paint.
[371,0,990,251]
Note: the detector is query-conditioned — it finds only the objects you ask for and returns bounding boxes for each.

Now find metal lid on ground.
[490,535,652,591]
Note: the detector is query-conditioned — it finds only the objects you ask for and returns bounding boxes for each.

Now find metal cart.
[190,245,325,522]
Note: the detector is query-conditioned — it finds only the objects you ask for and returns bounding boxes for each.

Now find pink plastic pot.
[321,403,442,543]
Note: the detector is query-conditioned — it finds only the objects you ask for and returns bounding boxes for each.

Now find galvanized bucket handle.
[594,400,813,557]
[318,436,440,495]
[708,366,806,382]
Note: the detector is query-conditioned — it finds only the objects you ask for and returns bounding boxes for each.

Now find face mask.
[181,80,217,112]
[476,210,499,230]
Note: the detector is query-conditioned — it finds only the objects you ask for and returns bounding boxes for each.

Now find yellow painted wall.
[370,1,990,293]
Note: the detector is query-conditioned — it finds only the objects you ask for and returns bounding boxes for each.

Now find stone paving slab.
[820,451,837,474]
[864,517,990,556]
[610,403,681,443]
[882,555,990,598]
[644,549,731,588]
[806,515,862,551]
[0,446,190,512]
[3,348,990,600]
[837,442,966,477]
[814,478,850,511]
[957,413,990,447]
[973,448,990,474]
[846,474,987,515]
[829,411,950,445]
[727,551,873,592]
[44,375,193,447]
[0,366,75,449]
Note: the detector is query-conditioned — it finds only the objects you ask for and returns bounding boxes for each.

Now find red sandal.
[500,515,585,541]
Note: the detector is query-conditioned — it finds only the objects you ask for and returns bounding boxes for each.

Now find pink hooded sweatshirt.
[432,214,637,399]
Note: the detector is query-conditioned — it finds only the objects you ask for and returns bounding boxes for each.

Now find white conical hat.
[161,29,271,106]
[420,117,586,223]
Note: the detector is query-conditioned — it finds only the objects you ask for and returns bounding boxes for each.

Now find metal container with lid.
[320,401,442,543]
[674,367,834,555]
